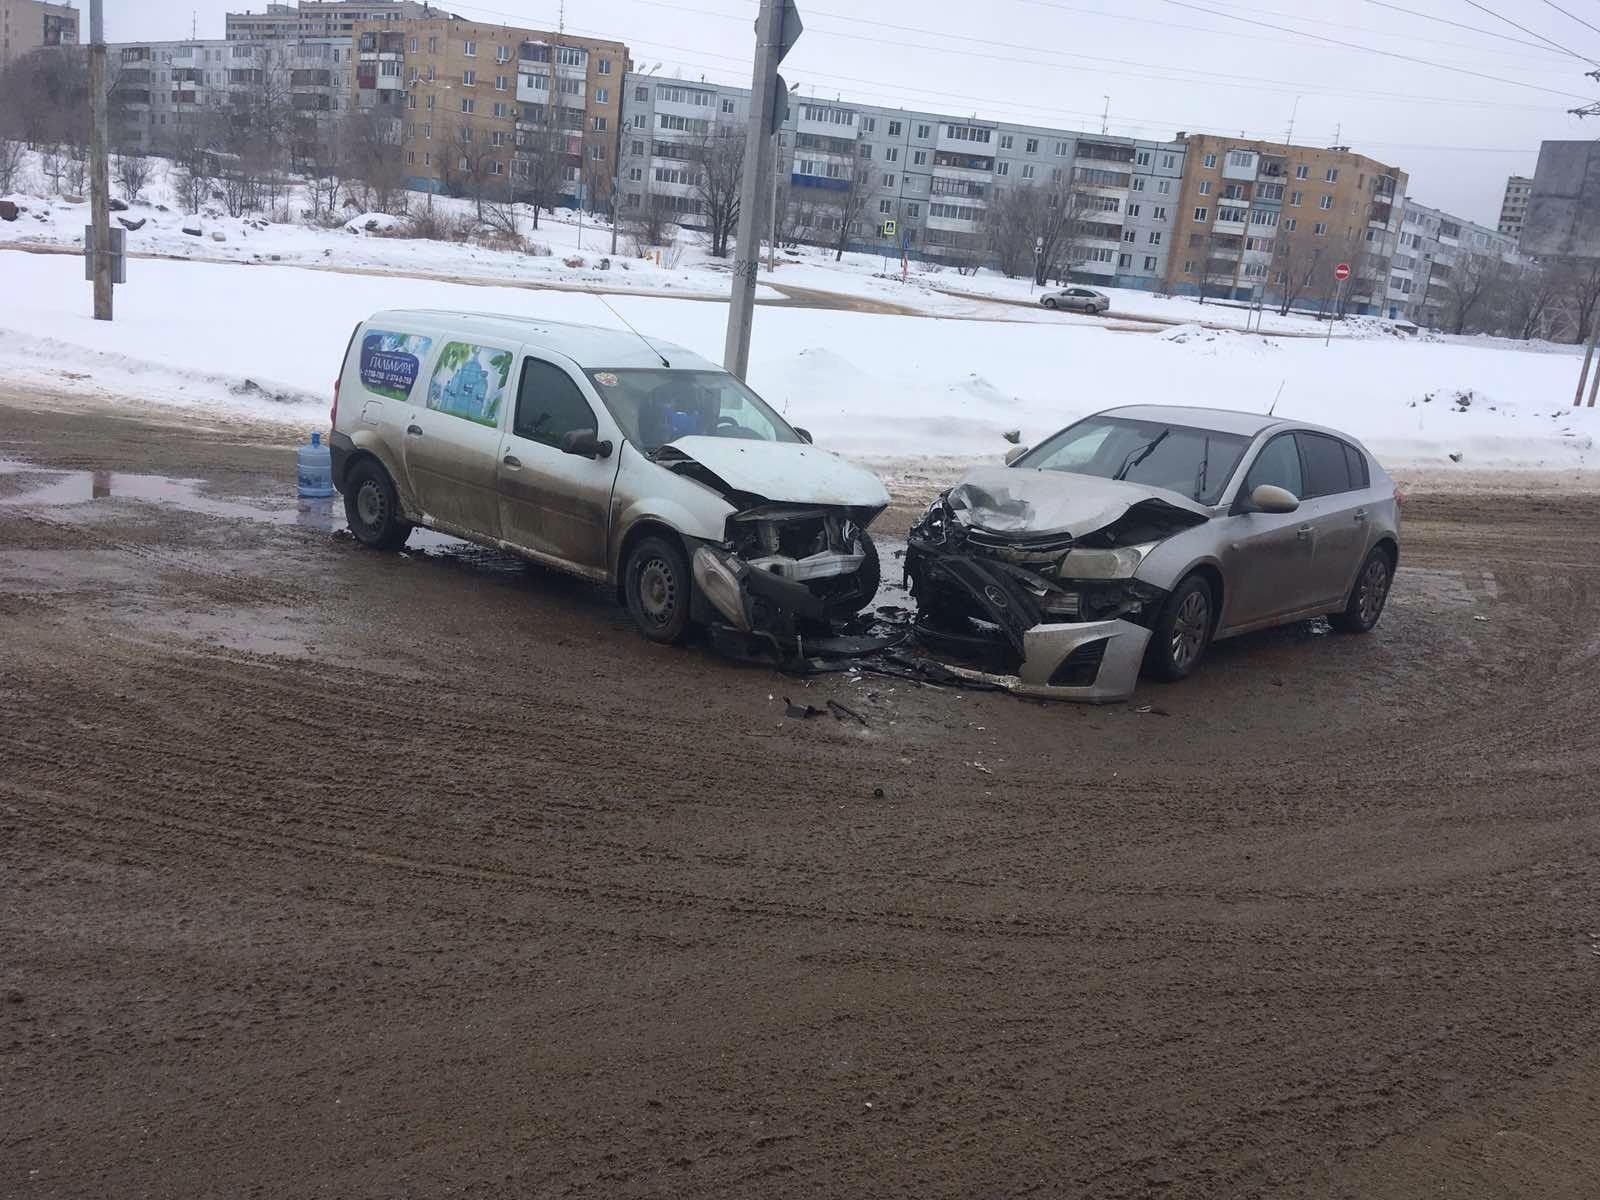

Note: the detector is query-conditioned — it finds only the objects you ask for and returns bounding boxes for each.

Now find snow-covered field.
[1,247,1594,486]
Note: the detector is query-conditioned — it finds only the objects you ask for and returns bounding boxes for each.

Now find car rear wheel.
[343,458,411,551]
[624,534,693,644]
[1330,547,1392,633]
[1146,574,1215,681]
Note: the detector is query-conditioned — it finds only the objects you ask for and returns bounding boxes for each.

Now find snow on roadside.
[0,248,1594,483]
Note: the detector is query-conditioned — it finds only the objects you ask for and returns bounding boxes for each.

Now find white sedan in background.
[1040,287,1111,315]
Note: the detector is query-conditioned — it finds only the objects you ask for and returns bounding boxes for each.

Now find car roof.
[369,309,719,372]
[1099,403,1316,438]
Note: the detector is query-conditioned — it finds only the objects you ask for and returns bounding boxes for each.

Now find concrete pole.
[1577,309,1600,408]
[767,131,781,274]
[723,0,782,380]
[88,0,113,321]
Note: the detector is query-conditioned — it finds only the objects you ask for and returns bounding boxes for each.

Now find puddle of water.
[0,458,324,527]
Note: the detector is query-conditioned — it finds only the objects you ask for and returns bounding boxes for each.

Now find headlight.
[1057,543,1157,580]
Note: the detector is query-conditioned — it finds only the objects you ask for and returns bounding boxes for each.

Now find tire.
[825,531,882,618]
[1042,297,1058,309]
[1329,547,1393,633]
[1145,573,1215,682]
[623,534,693,644]
[343,458,411,551]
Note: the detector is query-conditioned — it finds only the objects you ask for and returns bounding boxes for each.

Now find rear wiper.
[1113,429,1169,481]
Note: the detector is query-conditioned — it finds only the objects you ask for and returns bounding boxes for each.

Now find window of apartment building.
[592,115,607,130]
[859,143,872,158]
[882,173,896,187]
[408,36,417,52]
[406,95,417,111]
[628,166,642,181]
[1289,190,1301,206]
[1144,255,1158,270]
[491,130,508,145]
[1221,183,1245,200]
[406,149,416,164]
[463,68,476,85]
[885,147,899,162]
[422,121,432,137]
[1157,180,1171,194]
[1245,236,1274,252]
[862,116,876,133]
[1136,150,1150,166]
[491,160,504,175]
[1127,203,1141,217]
[1217,205,1246,222]
[494,74,508,90]
[916,123,931,138]
[1250,210,1278,227]
[888,120,902,136]
[634,85,649,101]
[1258,182,1283,200]
[906,202,920,216]
[1148,230,1163,244]
[458,126,472,142]
[1162,154,1176,168]
[632,113,646,128]
[930,202,980,221]
[1183,259,1196,273]
[1202,153,1216,168]
[720,96,732,113]
[496,45,510,63]
[1289,163,1307,181]
[1021,163,1034,180]
[1054,140,1069,155]
[945,125,992,143]
[879,199,893,214]
[1153,205,1168,220]
[1085,247,1115,263]
[590,145,607,161]
[598,58,611,74]
[1122,230,1136,243]
[463,39,476,56]
[1227,150,1252,168]
[427,36,438,52]
[1318,194,1333,210]
[426,64,435,81]
[424,93,434,110]
[558,47,584,66]
[630,139,644,155]
[999,133,1013,149]
[460,98,475,113]
[911,150,925,165]
[996,161,1010,176]
[493,102,509,118]
[458,156,470,170]
[1193,206,1208,221]
[1197,180,1212,197]
[1324,167,1338,182]
[381,60,400,76]
[559,77,583,97]
[1119,253,1132,268]
[1314,221,1327,235]
[1283,217,1296,231]
[232,45,253,58]
[1131,176,1144,191]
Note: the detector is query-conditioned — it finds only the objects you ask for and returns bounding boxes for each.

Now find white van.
[328,310,890,644]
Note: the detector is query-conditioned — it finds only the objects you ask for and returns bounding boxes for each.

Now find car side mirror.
[560,429,612,459]
[1003,445,1030,466]
[793,427,814,444]
[1249,483,1300,513]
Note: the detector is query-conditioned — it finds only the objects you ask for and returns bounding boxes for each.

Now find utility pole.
[88,0,113,321]
[767,130,782,273]
[724,0,801,379]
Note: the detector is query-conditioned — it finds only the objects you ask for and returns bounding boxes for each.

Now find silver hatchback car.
[1040,287,1111,315]
[328,310,889,645]
[906,405,1402,702]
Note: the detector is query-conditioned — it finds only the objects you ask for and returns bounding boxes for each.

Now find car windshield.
[1017,416,1250,505]
[584,368,801,453]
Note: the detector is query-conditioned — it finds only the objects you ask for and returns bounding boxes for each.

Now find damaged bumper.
[1013,618,1151,704]
[693,544,828,633]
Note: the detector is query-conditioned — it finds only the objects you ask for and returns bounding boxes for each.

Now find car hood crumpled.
[658,436,890,508]
[946,466,1211,537]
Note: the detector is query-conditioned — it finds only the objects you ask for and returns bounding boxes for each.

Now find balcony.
[1075,141,1134,164]
[1221,152,1257,182]
[935,125,996,154]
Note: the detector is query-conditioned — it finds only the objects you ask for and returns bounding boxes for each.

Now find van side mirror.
[1249,483,1300,513]
[560,429,612,459]
[1004,445,1030,466]
[793,427,814,444]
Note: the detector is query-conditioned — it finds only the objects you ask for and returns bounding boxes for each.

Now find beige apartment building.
[1164,134,1408,316]
[352,16,626,208]
[0,0,77,69]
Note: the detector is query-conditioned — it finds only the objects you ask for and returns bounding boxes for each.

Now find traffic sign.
[1334,262,1351,281]
[778,0,803,62]
[882,219,896,237]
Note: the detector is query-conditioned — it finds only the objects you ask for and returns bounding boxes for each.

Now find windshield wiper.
[1113,429,1169,482]
[1194,434,1211,500]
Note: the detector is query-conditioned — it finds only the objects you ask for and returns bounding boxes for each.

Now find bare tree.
[1557,259,1600,344]
[830,161,873,262]
[626,199,679,255]
[985,185,1040,278]
[112,151,153,204]
[0,48,89,147]
[1445,250,1506,335]
[580,154,613,220]
[689,125,743,258]
[1270,234,1326,316]
[0,138,24,192]
[339,108,406,214]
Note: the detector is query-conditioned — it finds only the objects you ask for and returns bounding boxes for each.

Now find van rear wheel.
[344,459,411,551]
[624,534,693,644]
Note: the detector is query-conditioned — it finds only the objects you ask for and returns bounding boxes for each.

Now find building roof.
[373,310,717,371]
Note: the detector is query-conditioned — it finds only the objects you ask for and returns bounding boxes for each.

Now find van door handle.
[1353,508,1369,523]
[1295,524,1314,540]
[406,423,423,437]
[503,454,522,470]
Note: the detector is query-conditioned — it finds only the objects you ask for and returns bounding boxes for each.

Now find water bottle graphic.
[297,431,334,498]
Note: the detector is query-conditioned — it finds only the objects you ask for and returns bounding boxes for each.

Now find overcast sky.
[103,0,1598,222]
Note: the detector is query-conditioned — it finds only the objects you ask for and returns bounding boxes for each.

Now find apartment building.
[1387,200,1523,328]
[1164,134,1407,315]
[354,17,625,206]
[1,0,78,69]
[618,75,1185,288]
[1498,174,1532,239]
[108,36,353,163]
[226,1,443,41]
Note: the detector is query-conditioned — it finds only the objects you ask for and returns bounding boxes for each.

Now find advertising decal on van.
[359,331,434,402]
[427,341,514,429]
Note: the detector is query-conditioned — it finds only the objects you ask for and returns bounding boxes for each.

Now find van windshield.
[584,368,801,453]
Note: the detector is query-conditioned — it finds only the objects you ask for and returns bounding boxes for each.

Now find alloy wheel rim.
[1359,559,1389,624]
[639,558,675,625]
[1172,591,1209,669]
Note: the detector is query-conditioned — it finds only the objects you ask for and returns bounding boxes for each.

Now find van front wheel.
[344,458,411,551]
[624,534,693,644]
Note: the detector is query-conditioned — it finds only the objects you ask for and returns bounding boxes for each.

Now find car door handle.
[502,453,522,470]
[1295,524,1314,540]
[406,423,423,437]
[1353,508,1369,523]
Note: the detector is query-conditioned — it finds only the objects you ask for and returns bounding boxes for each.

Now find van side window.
[515,359,598,448]
[1297,432,1354,498]
[1243,433,1302,498]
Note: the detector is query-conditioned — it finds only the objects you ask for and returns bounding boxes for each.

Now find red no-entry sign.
[1334,262,1352,281]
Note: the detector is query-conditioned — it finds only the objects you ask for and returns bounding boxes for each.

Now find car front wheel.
[1042,297,1058,309]
[1146,574,1215,681]
[624,534,693,644]
[1330,547,1393,633]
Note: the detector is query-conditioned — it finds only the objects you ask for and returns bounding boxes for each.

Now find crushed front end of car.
[905,474,1208,703]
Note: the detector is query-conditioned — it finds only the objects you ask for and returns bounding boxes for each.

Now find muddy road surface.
[3,399,1599,1199]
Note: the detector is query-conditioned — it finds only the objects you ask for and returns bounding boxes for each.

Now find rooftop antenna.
[1285,95,1300,143]
[1267,379,1287,416]
[595,295,670,367]
[1101,95,1110,135]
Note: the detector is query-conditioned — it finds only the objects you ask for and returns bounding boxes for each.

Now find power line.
[1361,0,1575,55]
[1533,0,1600,40]
[1155,0,1597,86]
[1456,0,1596,63]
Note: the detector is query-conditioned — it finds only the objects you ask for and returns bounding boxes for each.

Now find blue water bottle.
[297,431,334,498]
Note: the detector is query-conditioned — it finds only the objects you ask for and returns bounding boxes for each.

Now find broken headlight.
[1056,543,1157,580]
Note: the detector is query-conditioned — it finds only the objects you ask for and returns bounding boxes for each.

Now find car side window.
[515,358,598,448]
[1243,433,1302,498]
[1344,442,1370,489]
[1298,432,1354,498]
